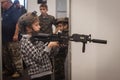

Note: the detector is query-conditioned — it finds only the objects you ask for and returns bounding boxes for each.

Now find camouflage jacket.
[39,14,55,34]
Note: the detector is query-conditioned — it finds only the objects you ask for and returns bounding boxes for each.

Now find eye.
[40,8,45,10]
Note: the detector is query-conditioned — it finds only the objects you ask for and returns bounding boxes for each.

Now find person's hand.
[56,27,61,31]
[54,27,59,34]
[13,34,18,41]
[48,41,59,48]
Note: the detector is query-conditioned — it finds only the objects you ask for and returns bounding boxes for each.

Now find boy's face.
[57,23,64,31]
[40,7,48,15]
[63,24,68,30]
[32,21,41,32]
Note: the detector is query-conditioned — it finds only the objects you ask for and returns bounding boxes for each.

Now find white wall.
[71,0,120,80]
[27,0,56,17]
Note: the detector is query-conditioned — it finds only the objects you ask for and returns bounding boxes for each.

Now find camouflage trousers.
[2,41,23,74]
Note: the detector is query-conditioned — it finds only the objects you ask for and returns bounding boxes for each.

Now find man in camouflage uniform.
[1,0,26,78]
[38,3,56,34]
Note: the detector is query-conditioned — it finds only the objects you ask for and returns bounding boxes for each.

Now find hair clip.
[32,11,37,16]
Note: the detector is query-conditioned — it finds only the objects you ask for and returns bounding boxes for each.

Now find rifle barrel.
[91,39,107,44]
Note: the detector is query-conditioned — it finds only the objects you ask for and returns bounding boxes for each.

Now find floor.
[2,70,30,80]
[2,71,65,80]
[3,75,29,80]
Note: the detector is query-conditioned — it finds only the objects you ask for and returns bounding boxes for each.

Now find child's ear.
[26,26,32,32]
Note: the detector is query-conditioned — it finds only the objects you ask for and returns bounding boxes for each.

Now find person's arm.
[21,38,58,62]
[21,38,46,62]
[13,23,19,41]
[12,7,21,41]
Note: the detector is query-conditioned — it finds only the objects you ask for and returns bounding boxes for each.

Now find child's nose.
[39,25,41,29]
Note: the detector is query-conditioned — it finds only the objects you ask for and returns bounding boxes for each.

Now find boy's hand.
[48,42,59,48]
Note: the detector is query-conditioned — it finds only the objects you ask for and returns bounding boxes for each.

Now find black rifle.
[31,33,107,53]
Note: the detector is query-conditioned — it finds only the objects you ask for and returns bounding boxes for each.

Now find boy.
[39,3,55,34]
[54,17,69,34]
[18,11,59,80]
[53,17,69,80]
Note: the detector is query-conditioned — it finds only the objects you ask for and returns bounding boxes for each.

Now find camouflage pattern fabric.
[8,41,23,73]
[39,14,55,34]
[2,42,23,74]
[2,42,14,74]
